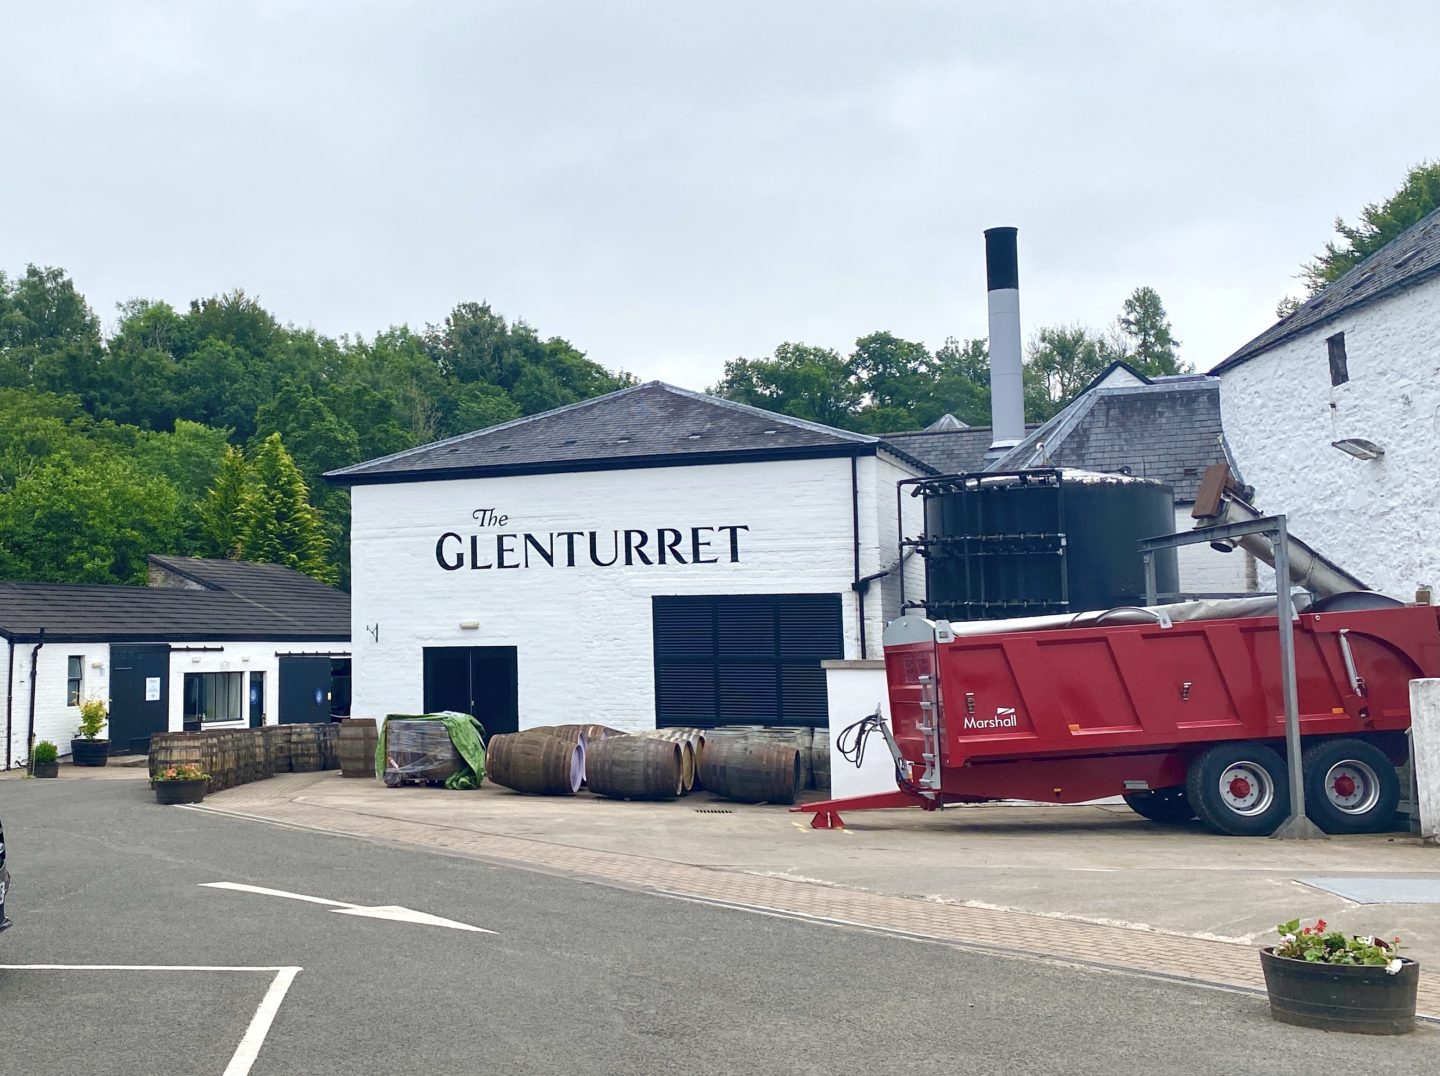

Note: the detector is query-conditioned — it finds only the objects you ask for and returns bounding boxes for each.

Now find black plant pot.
[33,760,59,778]
[71,738,110,767]
[153,779,207,805]
[1260,947,1418,1035]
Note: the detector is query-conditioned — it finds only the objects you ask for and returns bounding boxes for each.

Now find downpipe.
[25,631,44,773]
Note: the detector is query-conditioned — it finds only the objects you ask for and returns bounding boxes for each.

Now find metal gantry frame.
[1138,514,1327,841]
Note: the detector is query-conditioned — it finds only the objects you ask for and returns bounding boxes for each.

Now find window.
[183,672,243,724]
[653,594,843,729]
[67,656,83,706]
[1327,332,1349,386]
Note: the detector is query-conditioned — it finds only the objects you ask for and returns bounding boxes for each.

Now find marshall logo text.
[436,508,749,571]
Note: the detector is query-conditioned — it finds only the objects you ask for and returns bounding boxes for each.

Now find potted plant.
[1260,918,1418,1035]
[71,697,110,766]
[31,740,59,779]
[151,764,210,805]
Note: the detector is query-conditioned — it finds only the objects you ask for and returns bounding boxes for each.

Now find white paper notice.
[145,677,161,702]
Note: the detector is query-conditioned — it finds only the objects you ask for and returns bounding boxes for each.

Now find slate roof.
[326,381,924,484]
[881,424,1041,476]
[0,557,349,643]
[1213,205,1440,372]
[988,379,1226,502]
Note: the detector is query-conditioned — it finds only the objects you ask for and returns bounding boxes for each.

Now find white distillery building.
[0,556,350,768]
[326,382,928,736]
[1212,206,1440,599]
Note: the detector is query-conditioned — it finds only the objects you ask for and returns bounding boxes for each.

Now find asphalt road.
[0,775,1434,1075]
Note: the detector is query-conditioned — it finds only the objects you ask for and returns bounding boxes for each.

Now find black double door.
[278,655,332,724]
[422,647,518,738]
[109,644,171,755]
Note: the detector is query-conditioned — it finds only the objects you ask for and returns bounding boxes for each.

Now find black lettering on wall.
[624,529,653,566]
[589,530,621,567]
[496,534,520,569]
[524,533,555,567]
[436,533,464,571]
[657,528,686,565]
[691,527,717,564]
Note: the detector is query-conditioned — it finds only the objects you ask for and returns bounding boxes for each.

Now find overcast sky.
[3,2,1435,390]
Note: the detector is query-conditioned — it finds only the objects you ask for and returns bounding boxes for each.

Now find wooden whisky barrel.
[698,740,802,805]
[264,725,293,773]
[289,724,321,773]
[486,731,583,795]
[586,737,684,800]
[338,718,379,778]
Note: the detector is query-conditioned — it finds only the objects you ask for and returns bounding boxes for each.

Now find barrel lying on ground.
[699,740,803,805]
[487,730,584,794]
[637,728,703,791]
[587,737,684,800]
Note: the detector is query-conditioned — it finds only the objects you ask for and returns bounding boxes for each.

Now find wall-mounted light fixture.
[458,619,480,630]
[1331,437,1385,460]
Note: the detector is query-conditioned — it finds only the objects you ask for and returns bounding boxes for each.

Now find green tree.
[1301,160,1440,294]
[0,454,182,584]
[1116,286,1184,377]
[0,265,103,393]
[712,343,860,428]
[236,433,336,584]
[1024,325,1121,418]
[199,445,253,559]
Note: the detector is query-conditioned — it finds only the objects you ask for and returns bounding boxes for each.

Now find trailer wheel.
[1186,742,1290,836]
[1301,739,1400,834]
[1122,787,1195,824]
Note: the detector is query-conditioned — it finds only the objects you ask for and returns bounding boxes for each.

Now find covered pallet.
[378,712,487,789]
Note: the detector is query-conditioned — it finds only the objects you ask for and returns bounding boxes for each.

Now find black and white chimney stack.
[984,226,1025,450]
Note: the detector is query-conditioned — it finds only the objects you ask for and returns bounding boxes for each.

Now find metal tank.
[912,468,1179,621]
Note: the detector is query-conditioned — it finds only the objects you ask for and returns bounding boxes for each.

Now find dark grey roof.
[326,381,891,485]
[0,557,349,643]
[881,424,1041,476]
[988,380,1226,501]
[1213,205,1440,373]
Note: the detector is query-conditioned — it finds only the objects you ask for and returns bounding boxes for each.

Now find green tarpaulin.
[376,712,488,790]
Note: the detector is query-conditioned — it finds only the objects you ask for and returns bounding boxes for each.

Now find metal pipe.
[984,227,1025,449]
[851,455,864,659]
[1270,519,1324,840]
[1208,493,1368,597]
[25,631,44,772]
[4,636,14,770]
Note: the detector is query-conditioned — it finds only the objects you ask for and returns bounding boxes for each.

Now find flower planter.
[33,761,59,779]
[71,738,110,767]
[153,779,207,806]
[1260,947,1418,1035]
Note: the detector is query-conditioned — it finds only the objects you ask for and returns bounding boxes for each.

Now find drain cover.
[1298,877,1440,905]
[694,808,733,814]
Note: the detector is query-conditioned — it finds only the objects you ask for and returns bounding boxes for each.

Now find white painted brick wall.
[1172,505,1255,595]
[1219,278,1440,599]
[349,454,920,732]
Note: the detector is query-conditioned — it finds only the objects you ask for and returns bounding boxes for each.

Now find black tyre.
[1122,787,1195,824]
[1301,738,1400,835]
[1186,741,1290,836]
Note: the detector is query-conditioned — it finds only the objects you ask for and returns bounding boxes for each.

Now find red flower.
[1316,919,1328,932]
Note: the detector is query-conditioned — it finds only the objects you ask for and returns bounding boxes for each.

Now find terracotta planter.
[153,779,207,806]
[1260,947,1418,1035]
[32,760,59,778]
[71,738,110,767]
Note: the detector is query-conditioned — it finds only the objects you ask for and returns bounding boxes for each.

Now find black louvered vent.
[653,594,842,729]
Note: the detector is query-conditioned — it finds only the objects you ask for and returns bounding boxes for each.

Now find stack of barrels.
[149,722,340,792]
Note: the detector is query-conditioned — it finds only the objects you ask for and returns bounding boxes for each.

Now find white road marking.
[0,964,301,1076]
[224,965,300,1076]
[201,881,494,933]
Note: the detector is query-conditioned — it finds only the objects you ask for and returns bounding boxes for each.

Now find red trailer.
[796,601,1440,835]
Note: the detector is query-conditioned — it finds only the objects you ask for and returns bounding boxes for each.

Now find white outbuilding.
[325,382,928,737]
[1212,206,1440,599]
[0,556,350,768]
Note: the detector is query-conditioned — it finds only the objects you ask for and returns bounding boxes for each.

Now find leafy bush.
[1274,918,1404,972]
[32,740,58,765]
[76,697,108,739]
